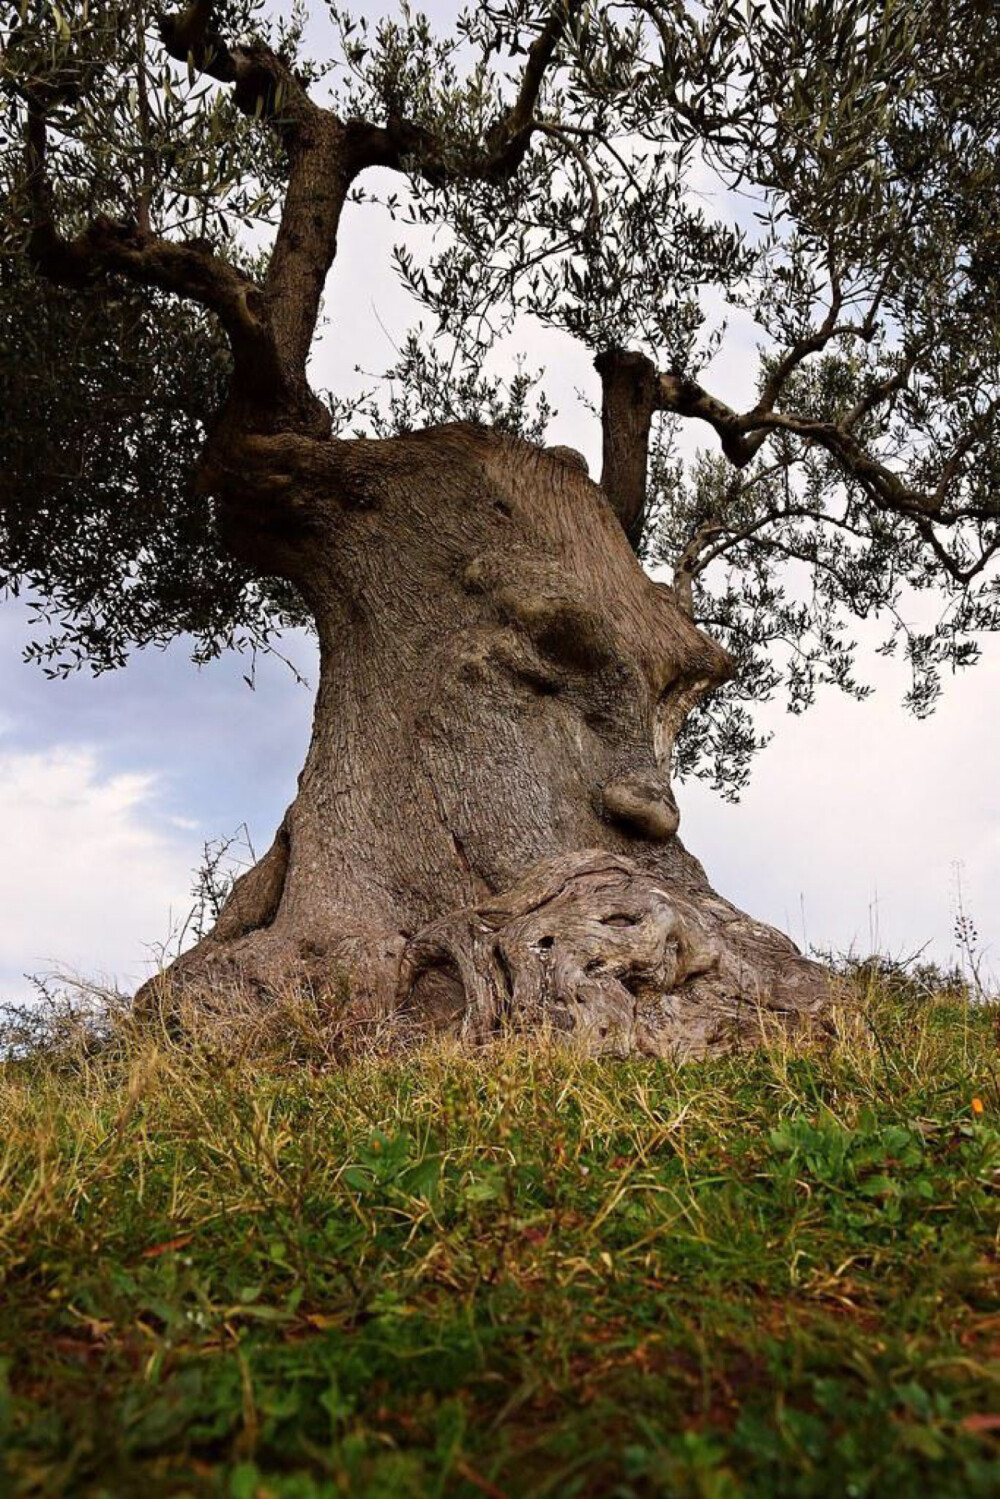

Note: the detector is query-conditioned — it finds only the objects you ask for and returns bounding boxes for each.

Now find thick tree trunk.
[156,423,830,1056]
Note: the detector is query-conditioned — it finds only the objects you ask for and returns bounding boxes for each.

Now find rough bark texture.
[151,422,832,1057]
[594,349,661,549]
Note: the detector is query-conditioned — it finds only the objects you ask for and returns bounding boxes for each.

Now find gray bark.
[151,422,831,1056]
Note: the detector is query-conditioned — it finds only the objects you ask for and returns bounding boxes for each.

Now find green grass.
[1,983,999,1498]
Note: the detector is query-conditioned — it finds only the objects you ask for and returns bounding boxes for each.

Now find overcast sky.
[2,1,997,1001]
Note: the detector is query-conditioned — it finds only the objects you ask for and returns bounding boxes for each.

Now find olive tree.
[2,0,997,1053]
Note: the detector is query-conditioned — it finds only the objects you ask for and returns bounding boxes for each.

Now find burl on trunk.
[158,422,830,1055]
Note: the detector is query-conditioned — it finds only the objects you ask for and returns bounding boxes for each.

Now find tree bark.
[153,423,831,1057]
[594,348,661,549]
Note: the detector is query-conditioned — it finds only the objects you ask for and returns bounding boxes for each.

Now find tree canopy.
[2,0,998,789]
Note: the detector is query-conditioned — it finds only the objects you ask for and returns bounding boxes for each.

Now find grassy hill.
[1,975,999,1497]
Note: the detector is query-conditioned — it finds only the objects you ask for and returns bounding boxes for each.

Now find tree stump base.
[147,849,831,1060]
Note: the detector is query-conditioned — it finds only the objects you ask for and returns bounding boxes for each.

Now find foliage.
[0,0,313,672]
[2,0,999,781]
[0,262,307,674]
[332,327,555,444]
[1,975,999,1496]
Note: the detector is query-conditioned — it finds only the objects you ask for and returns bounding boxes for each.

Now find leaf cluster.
[0,263,306,674]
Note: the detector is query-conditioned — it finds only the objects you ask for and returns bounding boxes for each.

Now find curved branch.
[533,119,601,231]
[655,363,999,526]
[19,12,335,433]
[159,0,347,393]
[655,373,769,468]
[344,0,581,183]
[842,346,923,431]
[913,518,1000,586]
[158,0,315,132]
[754,253,843,416]
[23,99,285,408]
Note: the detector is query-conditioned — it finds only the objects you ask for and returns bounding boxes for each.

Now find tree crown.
[2,0,998,788]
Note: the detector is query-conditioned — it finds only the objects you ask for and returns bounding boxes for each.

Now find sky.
[2,2,998,1002]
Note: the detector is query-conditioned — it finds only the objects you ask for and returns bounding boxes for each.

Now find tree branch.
[671,494,894,615]
[754,251,843,416]
[654,361,998,526]
[158,0,314,132]
[594,348,661,549]
[533,119,601,232]
[672,517,727,615]
[344,0,581,183]
[655,373,769,468]
[159,0,348,394]
[23,98,285,408]
[153,1,582,419]
[913,517,999,586]
[842,345,923,431]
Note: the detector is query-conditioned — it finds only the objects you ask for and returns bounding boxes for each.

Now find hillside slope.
[2,979,999,1497]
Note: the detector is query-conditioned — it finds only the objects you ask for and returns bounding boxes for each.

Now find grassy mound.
[1,980,998,1497]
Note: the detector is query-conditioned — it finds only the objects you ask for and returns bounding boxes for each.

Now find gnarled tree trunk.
[154,421,831,1057]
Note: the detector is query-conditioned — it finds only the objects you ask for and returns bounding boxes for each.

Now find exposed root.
[397,850,831,1058]
[144,850,832,1060]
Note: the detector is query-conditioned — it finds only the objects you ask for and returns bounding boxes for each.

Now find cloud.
[682,644,1000,978]
[0,745,195,999]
